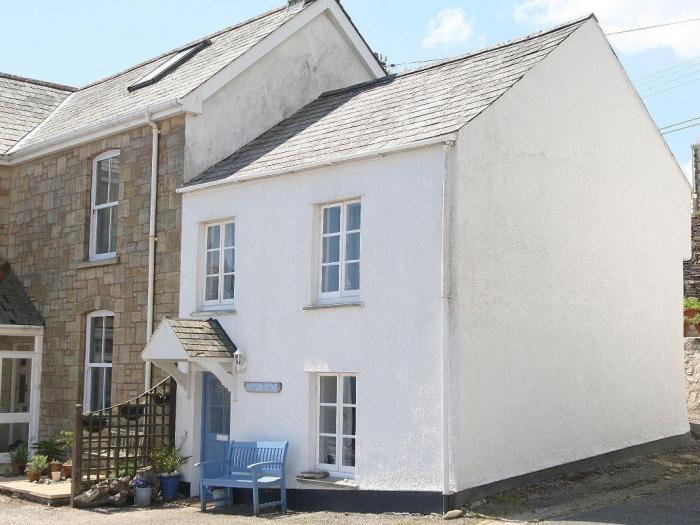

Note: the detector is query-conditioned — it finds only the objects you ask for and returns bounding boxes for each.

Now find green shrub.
[151,443,190,476]
[9,443,28,465]
[32,438,67,462]
[684,297,700,309]
[25,454,48,474]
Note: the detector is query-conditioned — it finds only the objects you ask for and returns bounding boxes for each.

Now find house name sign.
[244,381,282,393]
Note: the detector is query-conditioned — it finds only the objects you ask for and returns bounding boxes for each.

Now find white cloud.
[423,7,473,49]
[513,0,700,58]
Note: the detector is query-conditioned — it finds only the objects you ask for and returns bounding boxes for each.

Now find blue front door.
[201,372,231,470]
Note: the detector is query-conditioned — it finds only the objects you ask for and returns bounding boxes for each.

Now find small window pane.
[102,316,114,364]
[209,407,229,435]
[322,265,340,293]
[95,208,111,254]
[108,156,120,202]
[323,206,341,234]
[0,423,29,453]
[89,367,111,411]
[345,262,360,291]
[205,276,219,301]
[207,225,220,249]
[103,367,112,408]
[108,205,118,253]
[346,232,360,261]
[319,435,336,466]
[346,203,361,230]
[319,376,337,403]
[0,359,32,413]
[319,406,336,434]
[343,376,356,404]
[342,438,355,467]
[322,236,340,264]
[224,222,235,248]
[206,251,220,275]
[223,275,235,300]
[224,248,235,273]
[342,407,356,435]
[95,159,110,205]
[89,316,104,363]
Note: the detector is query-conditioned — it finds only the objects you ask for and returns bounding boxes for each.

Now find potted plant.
[153,390,171,406]
[151,439,190,501]
[118,403,146,421]
[9,443,28,476]
[684,297,700,321]
[49,460,62,480]
[33,438,66,477]
[25,454,48,482]
[57,430,73,479]
[132,474,153,506]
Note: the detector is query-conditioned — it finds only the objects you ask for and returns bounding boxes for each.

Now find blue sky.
[1,0,698,179]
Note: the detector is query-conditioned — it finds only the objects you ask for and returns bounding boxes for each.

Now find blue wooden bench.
[194,441,288,516]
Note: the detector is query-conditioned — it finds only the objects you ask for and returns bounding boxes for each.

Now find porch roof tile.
[0,259,43,326]
[167,318,237,358]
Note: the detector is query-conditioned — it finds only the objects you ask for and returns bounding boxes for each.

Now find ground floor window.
[317,373,356,474]
[84,311,114,412]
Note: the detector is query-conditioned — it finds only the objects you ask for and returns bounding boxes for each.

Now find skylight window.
[127,39,211,92]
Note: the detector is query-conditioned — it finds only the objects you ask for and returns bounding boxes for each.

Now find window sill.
[295,475,358,490]
[73,256,120,269]
[303,301,363,311]
[190,309,237,317]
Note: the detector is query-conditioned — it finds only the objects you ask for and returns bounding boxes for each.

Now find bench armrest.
[248,461,283,470]
[193,459,227,469]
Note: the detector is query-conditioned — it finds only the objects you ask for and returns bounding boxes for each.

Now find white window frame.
[316,373,356,475]
[83,311,114,412]
[89,149,120,261]
[202,219,236,308]
[319,200,361,300]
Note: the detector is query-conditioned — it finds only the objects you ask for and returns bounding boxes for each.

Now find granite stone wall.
[5,117,183,436]
[685,338,700,414]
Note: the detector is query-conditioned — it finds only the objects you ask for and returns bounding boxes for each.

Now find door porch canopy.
[141,318,239,398]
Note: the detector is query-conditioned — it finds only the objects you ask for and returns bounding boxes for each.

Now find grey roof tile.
[0,259,43,326]
[0,74,74,154]
[188,16,590,186]
[9,4,304,153]
[167,318,237,358]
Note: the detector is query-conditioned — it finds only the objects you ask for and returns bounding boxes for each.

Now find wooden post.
[71,404,83,507]
[169,376,177,443]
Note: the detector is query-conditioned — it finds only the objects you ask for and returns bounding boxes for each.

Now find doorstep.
[295,475,359,490]
[0,477,71,506]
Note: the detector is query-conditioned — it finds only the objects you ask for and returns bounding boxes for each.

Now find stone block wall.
[6,117,183,437]
[684,338,700,414]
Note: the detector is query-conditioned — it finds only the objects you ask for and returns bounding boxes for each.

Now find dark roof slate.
[167,318,237,358]
[189,16,591,186]
[0,260,43,326]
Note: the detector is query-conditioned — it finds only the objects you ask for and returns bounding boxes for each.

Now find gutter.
[2,98,185,164]
[440,139,455,513]
[144,114,160,391]
[177,133,458,194]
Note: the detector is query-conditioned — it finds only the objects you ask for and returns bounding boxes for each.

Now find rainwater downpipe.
[145,114,160,391]
[441,139,455,513]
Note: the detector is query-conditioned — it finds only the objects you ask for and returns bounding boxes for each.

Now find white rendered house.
[143,12,691,513]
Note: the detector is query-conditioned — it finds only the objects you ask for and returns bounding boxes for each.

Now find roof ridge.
[0,71,77,92]
[319,13,594,100]
[77,3,289,91]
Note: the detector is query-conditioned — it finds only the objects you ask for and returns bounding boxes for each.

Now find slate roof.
[189,16,591,186]
[0,73,75,154]
[167,318,237,358]
[8,4,307,153]
[0,259,43,326]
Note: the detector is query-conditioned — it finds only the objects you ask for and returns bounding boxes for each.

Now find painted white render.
[184,10,378,182]
[176,146,446,492]
[448,19,691,491]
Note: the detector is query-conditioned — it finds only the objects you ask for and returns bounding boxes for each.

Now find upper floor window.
[204,220,235,306]
[84,311,114,412]
[90,150,120,260]
[320,201,361,299]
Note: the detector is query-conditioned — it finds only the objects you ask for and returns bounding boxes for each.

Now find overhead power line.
[637,68,700,92]
[606,16,700,35]
[660,121,700,135]
[634,55,700,83]
[642,75,700,98]
[659,116,700,131]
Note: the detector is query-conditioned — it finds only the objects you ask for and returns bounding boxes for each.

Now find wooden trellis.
[71,377,176,503]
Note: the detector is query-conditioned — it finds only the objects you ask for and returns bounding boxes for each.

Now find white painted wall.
[177,147,446,492]
[448,20,691,491]
[184,11,376,182]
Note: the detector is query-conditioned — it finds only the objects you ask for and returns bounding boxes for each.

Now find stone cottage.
[0,0,384,459]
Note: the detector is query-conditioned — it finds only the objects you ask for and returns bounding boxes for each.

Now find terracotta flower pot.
[48,462,62,474]
[685,309,699,319]
[11,462,26,476]
[26,471,41,482]
[62,463,72,479]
